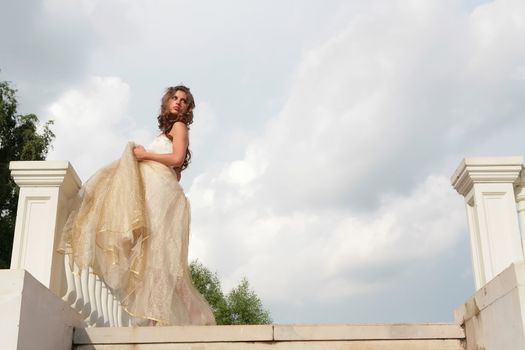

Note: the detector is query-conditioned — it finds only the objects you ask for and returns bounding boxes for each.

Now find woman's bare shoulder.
[169,121,188,136]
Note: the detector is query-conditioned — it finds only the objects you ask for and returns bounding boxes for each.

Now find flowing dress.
[58,135,216,326]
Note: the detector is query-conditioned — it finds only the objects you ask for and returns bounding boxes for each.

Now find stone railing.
[8,157,525,325]
[9,160,129,327]
[62,258,129,326]
[7,157,525,349]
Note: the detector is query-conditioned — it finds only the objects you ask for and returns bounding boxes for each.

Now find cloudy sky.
[2,0,525,323]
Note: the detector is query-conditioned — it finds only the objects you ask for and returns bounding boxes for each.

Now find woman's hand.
[133,145,147,161]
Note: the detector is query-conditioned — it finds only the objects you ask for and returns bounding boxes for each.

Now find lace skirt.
[58,143,216,326]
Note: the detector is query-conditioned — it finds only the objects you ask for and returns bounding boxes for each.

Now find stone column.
[451,156,524,289]
[9,160,81,297]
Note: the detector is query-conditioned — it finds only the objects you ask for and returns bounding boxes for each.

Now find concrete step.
[74,323,465,349]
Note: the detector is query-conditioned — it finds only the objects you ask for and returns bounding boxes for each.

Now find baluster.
[117,304,122,327]
[87,269,98,326]
[94,275,104,326]
[113,294,119,327]
[72,263,82,312]
[80,268,92,320]
[62,255,77,305]
[101,282,110,326]
[119,302,131,327]
[117,304,130,327]
[72,264,88,317]
[107,290,115,326]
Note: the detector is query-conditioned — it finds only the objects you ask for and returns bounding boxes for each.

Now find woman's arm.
[133,122,189,168]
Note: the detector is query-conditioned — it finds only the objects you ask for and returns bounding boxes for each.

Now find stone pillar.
[451,156,524,289]
[9,160,81,297]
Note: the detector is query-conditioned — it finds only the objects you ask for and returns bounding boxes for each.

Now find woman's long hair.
[157,85,195,171]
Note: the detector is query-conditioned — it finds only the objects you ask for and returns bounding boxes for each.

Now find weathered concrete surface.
[456,262,525,350]
[0,269,84,350]
[75,339,463,350]
[74,323,464,350]
[75,325,273,344]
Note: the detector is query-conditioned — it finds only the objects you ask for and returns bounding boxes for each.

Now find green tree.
[189,260,272,325]
[189,260,231,324]
[0,80,55,268]
[227,277,272,325]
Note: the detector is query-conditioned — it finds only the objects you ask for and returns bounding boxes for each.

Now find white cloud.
[46,76,151,180]
[190,171,465,304]
[4,0,524,323]
[190,101,217,152]
[187,0,525,316]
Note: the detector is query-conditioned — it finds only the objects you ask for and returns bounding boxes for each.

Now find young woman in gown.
[59,86,216,326]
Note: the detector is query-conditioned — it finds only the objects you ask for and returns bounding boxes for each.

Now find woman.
[133,86,192,181]
[59,86,216,326]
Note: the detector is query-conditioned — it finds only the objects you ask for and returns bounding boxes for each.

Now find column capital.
[9,160,82,195]
[517,164,525,187]
[451,156,523,196]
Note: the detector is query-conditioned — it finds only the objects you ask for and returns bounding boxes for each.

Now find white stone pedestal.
[9,161,81,297]
[0,269,84,350]
[455,262,525,350]
[451,157,524,289]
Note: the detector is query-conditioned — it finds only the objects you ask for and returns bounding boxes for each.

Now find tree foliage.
[0,80,55,268]
[189,260,272,325]
[227,277,272,325]
[189,259,231,324]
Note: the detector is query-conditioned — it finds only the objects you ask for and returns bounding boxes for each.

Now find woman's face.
[167,90,189,115]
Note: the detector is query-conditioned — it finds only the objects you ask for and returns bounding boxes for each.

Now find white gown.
[59,135,216,326]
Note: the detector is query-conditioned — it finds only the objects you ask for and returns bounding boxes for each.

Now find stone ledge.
[75,339,464,350]
[75,325,274,344]
[274,323,464,341]
[75,323,464,345]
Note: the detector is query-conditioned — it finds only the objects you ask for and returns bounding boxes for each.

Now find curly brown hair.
[157,85,195,171]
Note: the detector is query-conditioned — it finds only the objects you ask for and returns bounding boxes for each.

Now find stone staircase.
[73,323,465,349]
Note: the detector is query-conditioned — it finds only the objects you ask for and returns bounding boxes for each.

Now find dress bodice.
[147,134,172,154]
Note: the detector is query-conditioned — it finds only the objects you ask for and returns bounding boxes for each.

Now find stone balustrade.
[5,157,525,350]
[63,258,129,326]
[8,160,129,327]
